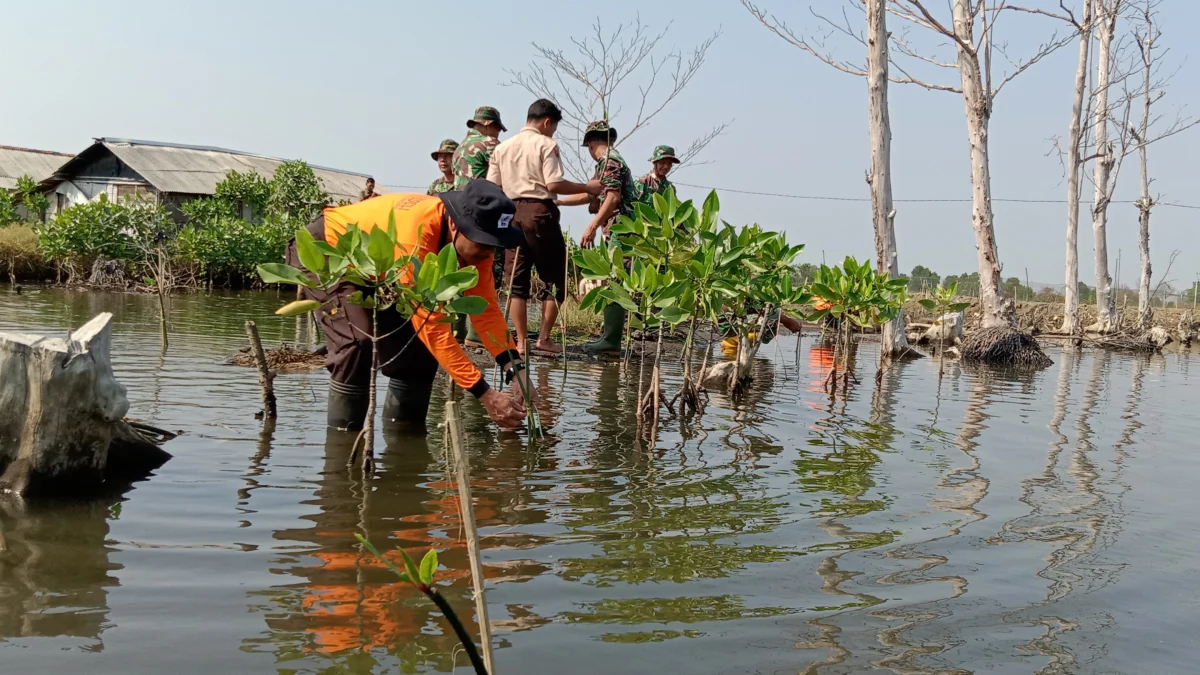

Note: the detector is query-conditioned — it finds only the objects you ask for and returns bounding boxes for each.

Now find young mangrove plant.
[355,536,489,675]
[576,238,692,432]
[918,280,972,375]
[716,224,810,398]
[806,256,907,395]
[259,217,486,471]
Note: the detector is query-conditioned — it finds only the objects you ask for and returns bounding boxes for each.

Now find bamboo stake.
[445,401,496,675]
[245,321,277,418]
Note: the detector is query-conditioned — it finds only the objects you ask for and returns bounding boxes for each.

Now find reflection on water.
[1,287,1199,674]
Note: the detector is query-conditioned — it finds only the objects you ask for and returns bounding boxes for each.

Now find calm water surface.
[0,287,1197,674]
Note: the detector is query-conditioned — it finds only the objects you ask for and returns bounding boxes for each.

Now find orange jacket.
[322,194,517,394]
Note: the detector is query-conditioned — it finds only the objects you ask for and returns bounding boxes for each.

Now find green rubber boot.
[583,303,626,354]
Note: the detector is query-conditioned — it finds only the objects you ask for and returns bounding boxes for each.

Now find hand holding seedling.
[480,388,527,430]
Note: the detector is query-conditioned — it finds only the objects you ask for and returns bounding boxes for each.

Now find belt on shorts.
[513,197,555,205]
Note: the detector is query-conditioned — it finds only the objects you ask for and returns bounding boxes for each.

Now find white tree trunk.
[953,0,1010,329]
[1090,0,1118,332]
[866,0,912,356]
[0,313,129,494]
[1135,14,1154,331]
[1062,2,1093,335]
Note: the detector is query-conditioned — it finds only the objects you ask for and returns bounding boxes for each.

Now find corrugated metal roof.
[57,139,372,203]
[0,145,73,190]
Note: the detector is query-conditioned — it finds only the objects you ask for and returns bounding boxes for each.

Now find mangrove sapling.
[918,281,973,375]
[805,256,906,395]
[355,538,489,675]
[261,219,487,472]
[718,225,809,397]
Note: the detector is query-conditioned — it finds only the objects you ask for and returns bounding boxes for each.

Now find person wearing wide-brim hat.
[556,120,638,354]
[634,145,680,204]
[427,139,459,196]
[285,180,536,434]
[451,106,506,188]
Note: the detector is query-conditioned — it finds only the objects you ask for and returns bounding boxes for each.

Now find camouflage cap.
[431,138,459,160]
[649,145,680,163]
[581,120,618,146]
[466,106,507,132]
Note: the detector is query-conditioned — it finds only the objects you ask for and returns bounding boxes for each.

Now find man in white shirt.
[487,99,600,355]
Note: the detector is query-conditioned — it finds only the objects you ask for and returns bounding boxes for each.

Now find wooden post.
[245,321,277,419]
[445,401,495,674]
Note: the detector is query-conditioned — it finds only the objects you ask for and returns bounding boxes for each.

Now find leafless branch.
[675,122,734,171]
[743,0,962,92]
[503,17,725,181]
[991,30,1075,97]
[1151,249,1180,300]
[740,1,868,76]
[896,0,974,53]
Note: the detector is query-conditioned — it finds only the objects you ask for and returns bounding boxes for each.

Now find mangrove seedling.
[918,280,972,373]
[355,535,489,675]
[716,224,810,397]
[806,256,907,395]
[259,217,486,471]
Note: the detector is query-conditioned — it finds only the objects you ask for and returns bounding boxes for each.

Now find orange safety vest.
[321,194,515,391]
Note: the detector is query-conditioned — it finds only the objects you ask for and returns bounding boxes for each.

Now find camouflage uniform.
[582,121,636,227]
[427,139,459,196]
[634,145,679,204]
[452,106,505,189]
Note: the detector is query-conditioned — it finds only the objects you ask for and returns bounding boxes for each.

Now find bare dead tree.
[504,18,730,181]
[1060,1,1094,336]
[743,0,1073,338]
[741,0,917,357]
[1128,0,1199,329]
[1087,0,1126,333]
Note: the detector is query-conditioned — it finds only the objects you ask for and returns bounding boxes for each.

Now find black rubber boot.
[583,303,626,354]
[327,380,369,431]
[382,378,434,435]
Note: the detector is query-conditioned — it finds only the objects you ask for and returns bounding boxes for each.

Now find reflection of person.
[634,145,680,203]
[358,177,379,202]
[286,182,535,433]
[426,139,459,195]
[487,99,601,356]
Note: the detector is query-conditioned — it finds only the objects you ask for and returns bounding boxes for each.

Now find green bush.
[0,190,19,227]
[177,161,330,284]
[35,195,172,282]
[176,214,293,282]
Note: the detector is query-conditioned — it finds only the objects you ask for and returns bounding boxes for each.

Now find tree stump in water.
[0,313,170,496]
[959,326,1052,368]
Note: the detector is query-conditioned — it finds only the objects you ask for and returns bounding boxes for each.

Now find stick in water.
[245,320,277,418]
[445,401,496,674]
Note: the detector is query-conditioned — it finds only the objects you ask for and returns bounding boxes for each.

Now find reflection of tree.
[0,498,120,649]
[999,349,1138,668]
[793,354,911,672]
[822,360,1001,675]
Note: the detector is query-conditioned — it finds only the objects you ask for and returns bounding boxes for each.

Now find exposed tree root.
[959,326,1052,367]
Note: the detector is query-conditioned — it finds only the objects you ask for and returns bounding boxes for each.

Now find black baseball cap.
[438,180,524,249]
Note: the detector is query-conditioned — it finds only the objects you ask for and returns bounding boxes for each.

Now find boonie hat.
[431,139,459,160]
[438,180,524,249]
[649,145,680,164]
[581,120,617,146]
[467,106,507,133]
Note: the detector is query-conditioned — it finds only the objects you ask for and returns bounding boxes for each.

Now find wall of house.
[49,180,158,217]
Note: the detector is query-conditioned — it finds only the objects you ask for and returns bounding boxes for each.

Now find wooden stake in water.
[445,401,496,675]
[245,321,277,419]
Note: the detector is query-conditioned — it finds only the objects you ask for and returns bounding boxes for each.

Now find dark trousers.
[286,216,440,390]
[503,199,566,302]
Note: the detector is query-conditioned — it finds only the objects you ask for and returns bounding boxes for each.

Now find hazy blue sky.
[3,0,1197,289]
